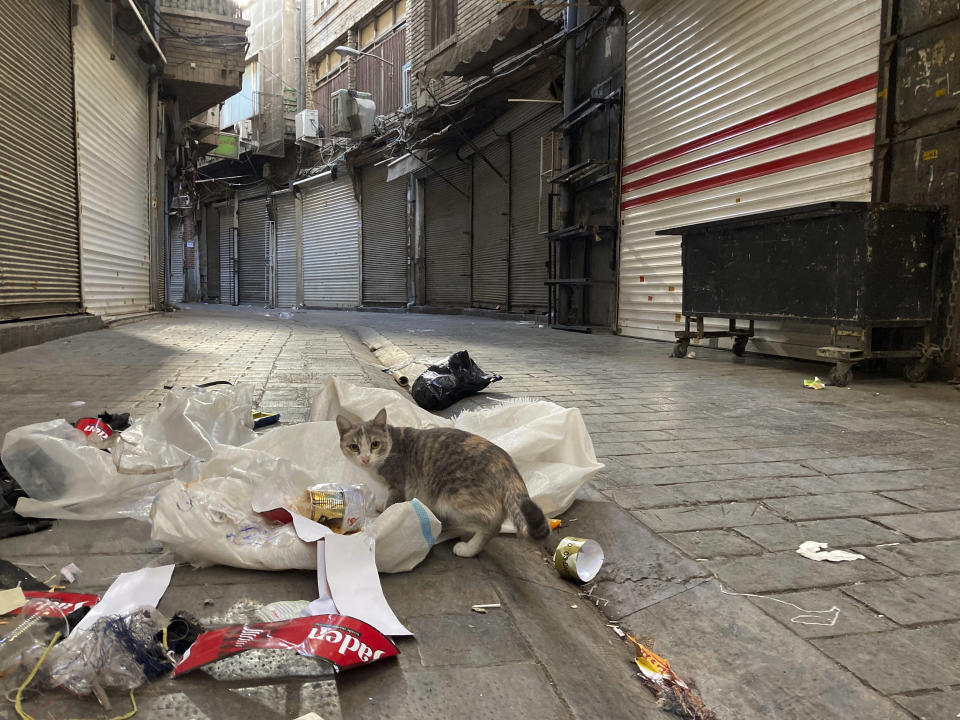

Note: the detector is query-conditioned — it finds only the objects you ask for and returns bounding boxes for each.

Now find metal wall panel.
[619,0,880,358]
[361,164,408,305]
[237,196,268,305]
[301,176,360,307]
[0,0,80,319]
[74,0,151,317]
[424,156,471,306]
[471,139,510,308]
[510,108,559,312]
[274,191,297,308]
[205,204,220,300]
[356,26,406,115]
[218,205,235,304]
[168,217,185,303]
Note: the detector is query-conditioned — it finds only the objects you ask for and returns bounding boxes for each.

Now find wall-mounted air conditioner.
[237,119,253,141]
[296,109,320,143]
[330,88,375,140]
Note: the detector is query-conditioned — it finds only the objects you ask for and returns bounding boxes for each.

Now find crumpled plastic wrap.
[5,384,256,521]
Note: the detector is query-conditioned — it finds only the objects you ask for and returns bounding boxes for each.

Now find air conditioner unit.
[237,119,253,141]
[330,88,375,140]
[296,109,320,143]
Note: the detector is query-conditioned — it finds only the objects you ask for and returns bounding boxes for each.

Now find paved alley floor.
[1,304,959,719]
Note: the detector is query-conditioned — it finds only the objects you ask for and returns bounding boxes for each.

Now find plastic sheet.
[410,350,502,410]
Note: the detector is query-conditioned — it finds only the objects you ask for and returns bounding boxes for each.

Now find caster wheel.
[903,362,930,384]
[829,364,853,387]
[672,341,690,358]
[732,336,748,357]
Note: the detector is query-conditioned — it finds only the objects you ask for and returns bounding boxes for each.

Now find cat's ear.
[335,415,353,435]
[373,408,387,427]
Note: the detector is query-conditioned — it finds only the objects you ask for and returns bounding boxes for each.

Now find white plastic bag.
[113,384,257,474]
[2,420,172,521]
[369,499,442,573]
[309,376,603,529]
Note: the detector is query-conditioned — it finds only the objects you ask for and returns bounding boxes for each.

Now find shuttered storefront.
[361,164,408,305]
[471,140,510,308]
[168,217,185,303]
[218,204,235,305]
[74,0,151,317]
[205,204,220,301]
[237,196,268,305]
[423,156,471,306]
[510,108,559,312]
[274,191,297,308]
[619,0,880,357]
[0,0,80,320]
[301,176,360,308]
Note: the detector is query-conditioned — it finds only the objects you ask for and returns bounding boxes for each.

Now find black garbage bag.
[0,459,53,540]
[411,351,502,411]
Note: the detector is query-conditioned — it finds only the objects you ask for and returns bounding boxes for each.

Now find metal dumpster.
[656,202,941,385]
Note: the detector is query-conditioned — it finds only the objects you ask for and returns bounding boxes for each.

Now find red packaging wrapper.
[174,614,399,676]
[74,418,113,440]
[8,591,100,616]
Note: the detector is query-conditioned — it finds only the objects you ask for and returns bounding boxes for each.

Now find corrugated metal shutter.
[471,139,510,308]
[510,108,559,312]
[168,217,185,303]
[424,156,471,306]
[0,0,80,320]
[619,0,880,358]
[361,164,408,305]
[301,176,360,307]
[218,204,235,304]
[205,205,220,301]
[237,196,268,305]
[274,191,297,308]
[73,0,151,317]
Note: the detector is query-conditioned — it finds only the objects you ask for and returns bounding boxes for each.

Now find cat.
[335,408,550,557]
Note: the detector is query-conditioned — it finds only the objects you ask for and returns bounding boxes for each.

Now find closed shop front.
[168,216,185,304]
[204,205,220,301]
[471,140,510,308]
[619,0,880,357]
[510,108,559,313]
[0,0,80,321]
[301,175,360,308]
[273,190,297,308]
[361,164,408,305]
[237,194,268,305]
[423,156,471,306]
[218,204,235,305]
[74,0,151,317]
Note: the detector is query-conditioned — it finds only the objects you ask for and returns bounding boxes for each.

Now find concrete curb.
[0,314,103,355]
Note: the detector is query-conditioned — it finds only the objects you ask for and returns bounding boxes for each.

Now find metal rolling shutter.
[274,191,297,308]
[205,205,220,301]
[74,0,151,317]
[510,108,559,312]
[619,0,880,358]
[218,205,235,304]
[168,217,185,303]
[301,176,360,307]
[424,156,471,306]
[471,139,510,308]
[237,196,268,305]
[0,0,80,320]
[361,164,408,305]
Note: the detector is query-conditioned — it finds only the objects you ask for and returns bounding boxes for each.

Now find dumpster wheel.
[829,363,854,387]
[732,336,748,357]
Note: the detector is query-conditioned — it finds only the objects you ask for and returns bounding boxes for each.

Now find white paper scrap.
[796,541,865,563]
[291,513,410,636]
[0,586,27,615]
[74,564,175,632]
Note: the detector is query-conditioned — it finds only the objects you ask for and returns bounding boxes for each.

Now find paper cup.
[553,536,604,582]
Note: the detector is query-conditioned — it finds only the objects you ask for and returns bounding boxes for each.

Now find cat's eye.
[371,441,380,449]
[349,443,359,452]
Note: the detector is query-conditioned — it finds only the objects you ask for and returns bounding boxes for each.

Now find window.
[430,0,456,49]
[313,0,336,18]
[401,62,412,110]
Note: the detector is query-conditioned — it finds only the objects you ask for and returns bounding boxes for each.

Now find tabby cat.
[336,408,550,557]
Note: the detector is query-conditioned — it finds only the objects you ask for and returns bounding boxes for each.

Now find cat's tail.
[508,483,550,540]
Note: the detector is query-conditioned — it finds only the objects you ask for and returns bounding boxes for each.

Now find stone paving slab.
[734,517,906,551]
[707,551,899,592]
[633,502,785,532]
[842,574,960,625]
[744,588,897,638]
[858,540,960,576]
[761,492,913,520]
[873,509,960,539]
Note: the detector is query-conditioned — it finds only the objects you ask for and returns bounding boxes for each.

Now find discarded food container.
[260,484,371,534]
[554,536,604,582]
[252,411,280,429]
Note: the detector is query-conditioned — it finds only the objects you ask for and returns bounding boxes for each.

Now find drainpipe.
[560,2,578,226]
[297,0,306,112]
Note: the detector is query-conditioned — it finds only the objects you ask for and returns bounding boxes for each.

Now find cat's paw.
[453,541,479,558]
[375,499,386,513]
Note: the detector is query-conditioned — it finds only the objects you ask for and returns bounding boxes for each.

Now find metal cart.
[657,202,941,386]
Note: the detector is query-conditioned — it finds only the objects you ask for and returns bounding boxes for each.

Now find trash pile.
[0,375,603,713]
